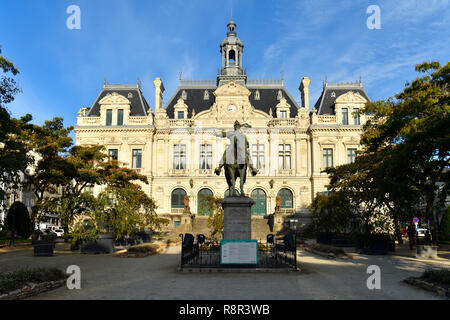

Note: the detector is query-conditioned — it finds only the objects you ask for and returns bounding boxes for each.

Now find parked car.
[416,228,428,238]
[54,229,64,237]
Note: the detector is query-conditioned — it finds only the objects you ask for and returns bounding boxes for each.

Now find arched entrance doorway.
[197,188,213,216]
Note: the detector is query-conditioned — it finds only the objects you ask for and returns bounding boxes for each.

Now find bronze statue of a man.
[214,121,257,197]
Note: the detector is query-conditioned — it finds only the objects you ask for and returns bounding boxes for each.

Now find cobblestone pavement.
[0,244,447,300]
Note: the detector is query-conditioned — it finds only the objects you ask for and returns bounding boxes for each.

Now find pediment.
[99,92,131,105]
[128,138,146,145]
[213,81,251,97]
[335,91,367,104]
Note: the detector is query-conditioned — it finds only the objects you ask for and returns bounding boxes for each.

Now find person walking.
[407,223,416,250]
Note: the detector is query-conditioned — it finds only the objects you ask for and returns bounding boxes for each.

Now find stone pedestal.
[416,245,438,259]
[222,196,255,240]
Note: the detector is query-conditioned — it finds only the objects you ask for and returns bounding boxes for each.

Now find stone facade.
[74,20,372,230]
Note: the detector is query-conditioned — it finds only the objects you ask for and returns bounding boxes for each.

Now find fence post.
[179,233,184,269]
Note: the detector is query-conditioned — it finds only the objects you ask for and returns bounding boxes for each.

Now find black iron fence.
[179,233,298,270]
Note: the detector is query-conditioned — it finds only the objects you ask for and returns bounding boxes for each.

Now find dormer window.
[254,90,260,100]
[204,90,209,100]
[178,111,185,119]
[280,111,287,118]
[128,92,133,99]
[117,109,124,125]
[181,90,187,100]
[331,91,336,98]
[106,109,112,126]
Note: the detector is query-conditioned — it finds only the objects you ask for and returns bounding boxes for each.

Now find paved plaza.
[0,243,448,300]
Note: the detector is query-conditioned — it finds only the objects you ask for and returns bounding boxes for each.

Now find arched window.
[197,188,213,216]
[251,189,266,216]
[278,188,293,209]
[228,50,236,65]
[171,188,186,209]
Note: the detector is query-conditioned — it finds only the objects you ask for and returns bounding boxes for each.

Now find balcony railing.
[247,78,283,86]
[169,119,194,127]
[78,117,100,125]
[269,118,297,127]
[317,115,337,123]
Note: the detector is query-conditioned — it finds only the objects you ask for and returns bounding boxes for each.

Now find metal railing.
[179,234,298,270]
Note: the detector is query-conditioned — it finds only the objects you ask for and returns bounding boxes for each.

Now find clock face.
[228,104,237,113]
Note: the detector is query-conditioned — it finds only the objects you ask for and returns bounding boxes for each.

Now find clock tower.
[218,18,247,86]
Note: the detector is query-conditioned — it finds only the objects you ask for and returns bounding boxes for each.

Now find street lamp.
[0,142,5,149]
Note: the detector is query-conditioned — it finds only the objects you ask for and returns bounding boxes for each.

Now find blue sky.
[1,0,449,133]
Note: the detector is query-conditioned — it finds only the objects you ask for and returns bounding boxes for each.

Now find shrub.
[421,269,450,286]
[127,243,160,254]
[5,201,31,239]
[0,267,66,294]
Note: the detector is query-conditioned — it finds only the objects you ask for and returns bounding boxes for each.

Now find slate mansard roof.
[86,84,151,117]
[314,82,370,115]
[164,82,301,119]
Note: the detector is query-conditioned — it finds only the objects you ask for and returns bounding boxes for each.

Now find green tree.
[0,46,21,108]
[70,159,168,241]
[5,201,31,239]
[0,48,33,211]
[361,61,449,243]
[24,117,74,226]
[202,196,224,239]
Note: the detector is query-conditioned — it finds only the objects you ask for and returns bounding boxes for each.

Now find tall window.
[106,109,112,126]
[353,108,360,125]
[108,149,118,161]
[278,144,291,170]
[278,188,293,209]
[132,149,142,169]
[323,148,333,168]
[199,144,212,170]
[117,109,124,125]
[173,144,186,170]
[280,110,287,118]
[348,148,357,163]
[171,188,186,209]
[252,144,265,172]
[342,108,348,125]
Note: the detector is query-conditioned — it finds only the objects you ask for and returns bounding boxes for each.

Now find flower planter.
[33,240,54,256]
[416,245,438,259]
[81,233,115,254]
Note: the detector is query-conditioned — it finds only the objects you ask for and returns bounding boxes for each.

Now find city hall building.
[74,19,371,229]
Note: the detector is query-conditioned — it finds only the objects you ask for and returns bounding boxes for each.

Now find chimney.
[153,77,165,113]
[299,77,311,109]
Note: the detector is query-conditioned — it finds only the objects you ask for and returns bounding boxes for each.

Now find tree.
[0,46,21,108]
[0,47,33,213]
[202,195,224,239]
[361,61,449,243]
[69,159,168,241]
[24,117,74,226]
[5,201,31,239]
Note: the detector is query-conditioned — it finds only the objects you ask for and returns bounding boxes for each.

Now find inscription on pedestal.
[222,196,255,240]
